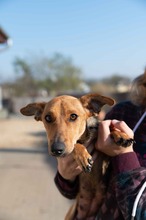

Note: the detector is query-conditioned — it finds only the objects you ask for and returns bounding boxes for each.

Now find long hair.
[130,69,146,107]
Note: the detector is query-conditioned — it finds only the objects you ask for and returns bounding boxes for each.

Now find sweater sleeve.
[111,152,146,220]
[54,171,79,199]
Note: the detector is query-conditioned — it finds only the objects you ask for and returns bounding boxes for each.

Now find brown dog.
[20,93,134,219]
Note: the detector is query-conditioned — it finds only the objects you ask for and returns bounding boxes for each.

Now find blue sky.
[0,0,146,82]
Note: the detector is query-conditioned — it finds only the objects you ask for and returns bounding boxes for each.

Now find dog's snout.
[51,142,65,156]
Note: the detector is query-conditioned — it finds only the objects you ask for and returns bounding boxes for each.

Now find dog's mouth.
[51,150,66,157]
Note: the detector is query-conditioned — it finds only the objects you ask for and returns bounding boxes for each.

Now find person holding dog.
[55,70,146,219]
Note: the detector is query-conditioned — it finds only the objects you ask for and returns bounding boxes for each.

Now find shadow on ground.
[0,130,58,172]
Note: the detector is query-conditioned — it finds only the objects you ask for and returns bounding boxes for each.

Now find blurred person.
[54,70,146,219]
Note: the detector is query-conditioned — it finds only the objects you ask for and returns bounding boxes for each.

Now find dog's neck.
[77,116,99,145]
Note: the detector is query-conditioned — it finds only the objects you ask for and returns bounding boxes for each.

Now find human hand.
[57,143,97,181]
[95,120,134,156]
[57,153,82,182]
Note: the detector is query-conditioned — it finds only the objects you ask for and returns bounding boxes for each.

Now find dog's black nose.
[51,142,65,156]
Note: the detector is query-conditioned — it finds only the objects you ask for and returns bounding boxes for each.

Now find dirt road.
[0,117,45,149]
[0,116,73,220]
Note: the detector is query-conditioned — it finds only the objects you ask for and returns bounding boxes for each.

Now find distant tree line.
[11,53,85,97]
[2,52,131,98]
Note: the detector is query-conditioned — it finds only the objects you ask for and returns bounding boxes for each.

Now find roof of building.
[0,27,12,50]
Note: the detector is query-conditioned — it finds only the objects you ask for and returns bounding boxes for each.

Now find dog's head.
[20,93,114,157]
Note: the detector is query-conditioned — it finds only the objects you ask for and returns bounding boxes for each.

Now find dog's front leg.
[73,143,93,172]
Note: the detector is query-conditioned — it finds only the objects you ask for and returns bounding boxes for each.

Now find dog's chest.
[76,156,108,218]
[79,153,108,196]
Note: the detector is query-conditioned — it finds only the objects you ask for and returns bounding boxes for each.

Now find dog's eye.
[70,114,78,121]
[45,114,52,123]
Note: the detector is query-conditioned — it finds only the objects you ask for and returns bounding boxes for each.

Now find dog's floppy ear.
[20,102,46,121]
[80,93,115,114]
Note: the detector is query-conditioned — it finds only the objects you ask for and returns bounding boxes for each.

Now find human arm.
[54,154,81,199]
[111,155,146,220]
[96,120,146,220]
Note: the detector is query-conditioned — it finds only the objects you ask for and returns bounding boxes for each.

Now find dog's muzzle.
[51,142,65,157]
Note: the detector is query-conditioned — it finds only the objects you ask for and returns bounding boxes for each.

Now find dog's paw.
[73,143,93,172]
[110,130,135,147]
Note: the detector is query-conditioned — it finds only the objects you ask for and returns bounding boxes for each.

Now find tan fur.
[20,93,134,219]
